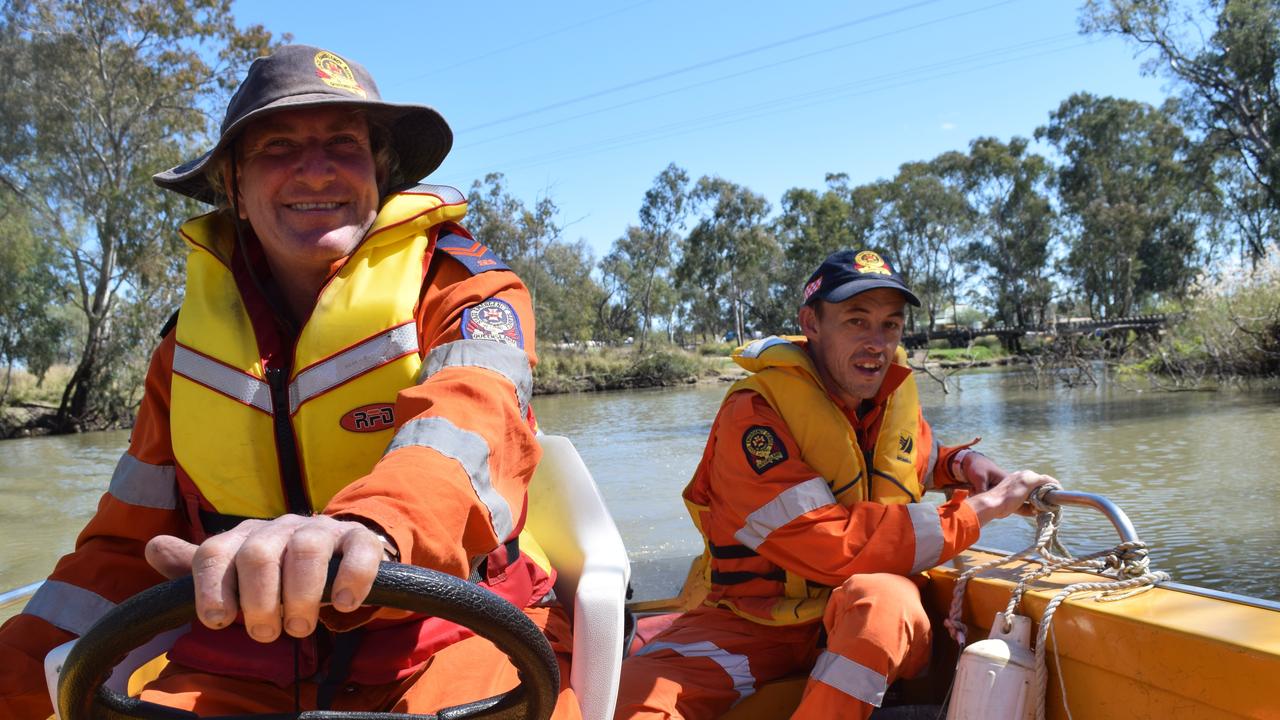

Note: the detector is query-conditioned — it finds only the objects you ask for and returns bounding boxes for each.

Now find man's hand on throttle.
[145,514,387,642]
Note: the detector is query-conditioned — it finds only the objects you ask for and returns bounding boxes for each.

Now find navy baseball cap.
[802,250,921,307]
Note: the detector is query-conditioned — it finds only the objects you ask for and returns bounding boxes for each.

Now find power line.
[457,0,1029,150]
[390,0,663,81]
[458,0,949,133]
[439,35,1096,183]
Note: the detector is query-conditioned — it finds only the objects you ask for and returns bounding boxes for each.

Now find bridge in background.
[901,314,1172,350]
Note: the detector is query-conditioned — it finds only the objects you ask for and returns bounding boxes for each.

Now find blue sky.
[233,0,1171,259]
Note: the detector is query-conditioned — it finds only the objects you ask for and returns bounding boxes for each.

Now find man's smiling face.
[233,106,379,276]
[799,287,907,406]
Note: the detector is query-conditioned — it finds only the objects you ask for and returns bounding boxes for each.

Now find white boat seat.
[525,434,631,720]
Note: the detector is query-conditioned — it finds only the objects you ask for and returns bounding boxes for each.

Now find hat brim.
[153,97,452,205]
[820,278,921,307]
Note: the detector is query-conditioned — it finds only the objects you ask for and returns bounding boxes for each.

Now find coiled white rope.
[945,487,1170,720]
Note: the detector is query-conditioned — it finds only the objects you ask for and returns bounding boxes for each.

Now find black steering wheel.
[56,562,560,720]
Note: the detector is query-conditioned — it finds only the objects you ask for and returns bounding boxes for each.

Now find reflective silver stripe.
[734,478,836,550]
[739,335,790,359]
[415,183,466,204]
[420,339,532,418]
[906,502,945,574]
[385,417,513,539]
[108,454,177,510]
[23,580,115,636]
[172,345,271,413]
[810,650,888,706]
[290,323,419,413]
[635,640,756,706]
[923,436,940,489]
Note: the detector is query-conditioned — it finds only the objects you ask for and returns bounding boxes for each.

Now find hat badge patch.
[803,276,823,302]
[854,250,892,276]
[313,50,366,98]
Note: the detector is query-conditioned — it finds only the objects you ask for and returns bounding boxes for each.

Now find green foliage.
[959,136,1056,327]
[926,338,952,350]
[676,177,776,343]
[1037,93,1208,319]
[1143,261,1280,379]
[974,334,1004,351]
[925,345,1002,363]
[0,0,277,430]
[1083,0,1280,221]
[534,345,707,393]
[697,341,734,356]
[468,173,608,345]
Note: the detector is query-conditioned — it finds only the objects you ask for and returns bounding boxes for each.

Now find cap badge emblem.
[854,250,891,276]
[313,50,367,98]
[803,277,823,301]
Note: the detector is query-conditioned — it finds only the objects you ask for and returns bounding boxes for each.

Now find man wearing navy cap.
[615,250,1057,719]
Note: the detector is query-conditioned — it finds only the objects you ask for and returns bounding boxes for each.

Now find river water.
[3,368,1279,623]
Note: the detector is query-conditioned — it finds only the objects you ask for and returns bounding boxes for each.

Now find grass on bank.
[534,344,715,394]
[0,364,72,407]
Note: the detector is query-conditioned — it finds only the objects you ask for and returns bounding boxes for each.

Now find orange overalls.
[0,186,580,720]
[615,337,978,720]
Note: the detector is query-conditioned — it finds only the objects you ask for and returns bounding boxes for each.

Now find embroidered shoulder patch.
[437,232,510,275]
[462,298,524,348]
[742,425,788,475]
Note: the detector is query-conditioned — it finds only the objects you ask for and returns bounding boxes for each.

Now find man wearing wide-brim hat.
[0,45,580,719]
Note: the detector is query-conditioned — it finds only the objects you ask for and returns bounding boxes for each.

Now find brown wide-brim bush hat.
[154,44,452,205]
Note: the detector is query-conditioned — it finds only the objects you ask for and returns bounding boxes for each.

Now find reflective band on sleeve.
[23,580,116,636]
[923,436,940,489]
[173,345,271,413]
[734,477,836,550]
[385,417,514,540]
[414,183,466,204]
[290,323,419,413]
[906,502,945,574]
[420,339,532,419]
[810,650,888,707]
[635,640,756,706]
[739,336,790,359]
[108,454,177,510]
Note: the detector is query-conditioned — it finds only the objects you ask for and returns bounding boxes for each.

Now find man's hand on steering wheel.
[144,515,387,642]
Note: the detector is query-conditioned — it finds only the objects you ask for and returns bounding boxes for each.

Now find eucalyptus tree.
[1037,93,1207,318]
[676,177,775,344]
[0,193,69,403]
[0,0,274,431]
[467,173,604,342]
[1083,0,1280,224]
[600,164,689,351]
[959,136,1056,328]
[876,160,975,331]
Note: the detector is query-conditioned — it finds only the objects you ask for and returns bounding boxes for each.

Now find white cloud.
[940,122,957,131]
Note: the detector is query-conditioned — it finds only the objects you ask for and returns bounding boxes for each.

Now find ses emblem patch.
[462,298,524,348]
[742,425,788,474]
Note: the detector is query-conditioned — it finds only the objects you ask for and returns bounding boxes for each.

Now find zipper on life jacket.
[267,365,311,515]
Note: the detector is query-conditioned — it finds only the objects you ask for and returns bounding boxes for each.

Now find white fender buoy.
[945,612,1036,720]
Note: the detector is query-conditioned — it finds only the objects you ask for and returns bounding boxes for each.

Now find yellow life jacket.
[170,186,467,520]
[685,335,925,624]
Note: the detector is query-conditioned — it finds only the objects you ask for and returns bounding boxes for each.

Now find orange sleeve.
[323,248,539,582]
[706,392,981,586]
[0,334,186,720]
[931,435,982,488]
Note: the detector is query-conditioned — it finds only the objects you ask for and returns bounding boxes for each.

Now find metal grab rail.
[0,580,42,610]
[1039,488,1141,545]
